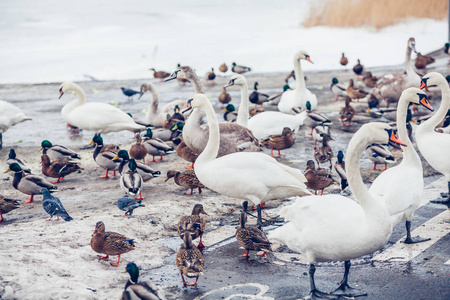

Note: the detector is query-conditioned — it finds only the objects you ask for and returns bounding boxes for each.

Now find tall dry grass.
[304,0,448,29]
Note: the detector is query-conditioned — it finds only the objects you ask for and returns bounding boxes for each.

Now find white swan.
[0,100,32,149]
[416,72,450,203]
[59,82,145,134]
[369,88,434,243]
[269,122,405,299]
[185,93,311,227]
[165,66,260,157]
[138,82,187,127]
[278,50,317,114]
[224,74,307,140]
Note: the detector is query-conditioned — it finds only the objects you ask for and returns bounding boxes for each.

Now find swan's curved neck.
[236,83,249,127]
[196,101,220,163]
[183,72,207,143]
[396,100,419,163]
[293,58,306,91]
[148,84,159,113]
[421,79,450,130]
[404,46,415,78]
[71,84,87,105]
[346,132,380,211]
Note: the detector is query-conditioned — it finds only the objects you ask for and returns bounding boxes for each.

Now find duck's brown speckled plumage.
[165,170,204,195]
[339,96,355,126]
[363,72,379,88]
[0,194,20,221]
[346,79,368,101]
[130,133,148,162]
[176,204,207,242]
[176,138,198,168]
[314,134,334,169]
[41,154,82,182]
[260,127,295,156]
[304,160,336,195]
[90,221,135,267]
[235,212,272,257]
[175,232,204,287]
[150,68,170,79]
[218,88,231,106]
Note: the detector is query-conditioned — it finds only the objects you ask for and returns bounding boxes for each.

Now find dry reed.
[304,0,448,29]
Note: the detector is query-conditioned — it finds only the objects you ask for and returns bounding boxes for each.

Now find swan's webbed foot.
[403,235,431,244]
[330,283,367,298]
[310,289,339,299]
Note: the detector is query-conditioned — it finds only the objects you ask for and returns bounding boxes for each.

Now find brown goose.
[176,204,207,248]
[314,134,334,170]
[235,211,272,258]
[165,170,205,195]
[175,232,205,287]
[90,221,135,267]
[260,127,295,157]
[304,160,336,195]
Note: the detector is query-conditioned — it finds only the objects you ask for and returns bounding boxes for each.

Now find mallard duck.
[170,105,185,122]
[339,96,355,127]
[218,88,232,107]
[304,160,336,195]
[59,82,145,134]
[267,84,291,106]
[41,187,72,221]
[120,159,144,200]
[219,63,228,73]
[138,82,187,127]
[312,125,330,148]
[117,195,145,217]
[41,154,82,183]
[176,138,198,169]
[330,77,347,102]
[142,128,174,162]
[346,79,368,102]
[0,100,32,150]
[340,52,348,66]
[314,134,334,170]
[260,127,295,157]
[415,53,435,73]
[231,62,251,74]
[122,262,166,300]
[130,133,148,163]
[4,163,57,203]
[39,140,81,162]
[90,221,135,267]
[249,82,269,108]
[334,150,348,191]
[285,70,295,83]
[235,211,272,258]
[352,59,364,80]
[176,204,207,250]
[205,68,216,86]
[165,170,205,195]
[249,106,264,117]
[367,92,380,113]
[0,194,20,222]
[6,149,31,174]
[363,72,379,88]
[149,68,170,80]
[175,232,205,287]
[223,104,237,122]
[113,150,160,182]
[303,101,332,136]
[278,50,317,113]
[364,143,395,171]
[89,134,119,178]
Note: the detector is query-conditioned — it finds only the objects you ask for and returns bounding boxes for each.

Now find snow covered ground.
[0,0,446,84]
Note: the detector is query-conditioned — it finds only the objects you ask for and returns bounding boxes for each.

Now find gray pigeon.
[117,195,145,216]
[41,188,73,221]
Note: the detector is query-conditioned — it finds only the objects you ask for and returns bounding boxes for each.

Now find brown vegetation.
[304,0,447,29]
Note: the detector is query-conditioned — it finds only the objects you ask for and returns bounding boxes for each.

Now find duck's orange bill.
[419,97,434,111]
[390,131,407,147]
[419,81,427,89]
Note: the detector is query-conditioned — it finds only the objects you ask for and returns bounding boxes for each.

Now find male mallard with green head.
[122,262,166,300]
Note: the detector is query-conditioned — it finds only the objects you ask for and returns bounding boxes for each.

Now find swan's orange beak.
[419,95,434,112]
[306,57,314,64]
[419,81,427,90]
[182,99,193,113]
[59,90,64,99]
[389,130,407,147]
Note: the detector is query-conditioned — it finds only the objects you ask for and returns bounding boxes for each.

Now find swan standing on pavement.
[184,93,310,228]
[224,74,307,140]
[369,88,434,243]
[416,72,450,204]
[59,82,145,134]
[165,66,260,157]
[269,122,405,299]
[138,82,187,127]
[0,100,32,149]
[278,50,317,114]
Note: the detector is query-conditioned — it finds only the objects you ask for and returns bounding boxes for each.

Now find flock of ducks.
[1,39,450,299]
